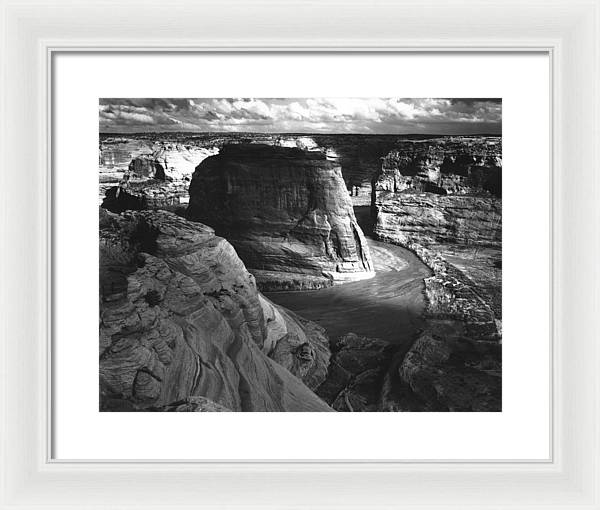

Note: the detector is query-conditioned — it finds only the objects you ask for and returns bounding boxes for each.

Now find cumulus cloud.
[99,98,501,134]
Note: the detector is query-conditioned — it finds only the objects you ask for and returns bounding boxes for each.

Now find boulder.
[129,156,167,180]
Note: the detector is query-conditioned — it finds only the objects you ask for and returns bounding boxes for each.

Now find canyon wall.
[372,140,502,315]
[373,139,502,411]
[186,144,374,290]
[99,133,425,211]
[374,139,501,197]
[311,134,401,205]
[99,139,218,208]
[99,209,331,411]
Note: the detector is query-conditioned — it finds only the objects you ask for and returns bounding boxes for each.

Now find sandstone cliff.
[372,142,502,326]
[187,144,375,290]
[101,181,190,213]
[372,141,502,411]
[99,139,218,208]
[374,139,501,198]
[99,209,331,411]
[374,193,501,248]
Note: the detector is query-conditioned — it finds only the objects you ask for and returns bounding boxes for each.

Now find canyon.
[99,133,502,412]
[371,139,502,411]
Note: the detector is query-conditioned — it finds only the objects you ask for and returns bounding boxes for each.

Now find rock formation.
[372,139,502,412]
[372,141,502,333]
[312,134,402,206]
[374,193,501,250]
[151,396,233,412]
[97,133,504,413]
[187,144,375,290]
[101,181,190,213]
[99,137,218,208]
[99,209,332,411]
[316,333,394,412]
[375,139,501,198]
[396,331,501,411]
[128,156,167,181]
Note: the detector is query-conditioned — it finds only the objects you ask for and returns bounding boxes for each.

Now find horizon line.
[99,131,502,137]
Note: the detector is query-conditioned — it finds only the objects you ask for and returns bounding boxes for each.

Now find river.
[264,207,432,346]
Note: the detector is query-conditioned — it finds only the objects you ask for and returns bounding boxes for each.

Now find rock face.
[99,138,218,182]
[99,138,218,208]
[99,209,331,411]
[397,331,501,411]
[311,134,402,205]
[375,139,501,198]
[101,181,190,213]
[375,192,501,246]
[187,144,375,290]
[316,333,394,412]
[372,139,502,412]
[100,133,502,207]
[373,139,501,247]
[372,140,501,331]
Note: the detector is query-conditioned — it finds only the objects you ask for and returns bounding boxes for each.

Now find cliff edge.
[99,209,332,411]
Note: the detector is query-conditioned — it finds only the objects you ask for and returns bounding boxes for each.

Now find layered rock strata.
[99,140,218,207]
[99,209,331,411]
[373,144,502,338]
[373,143,502,411]
[101,181,190,213]
[99,138,218,183]
[100,133,502,207]
[375,139,501,198]
[187,144,375,290]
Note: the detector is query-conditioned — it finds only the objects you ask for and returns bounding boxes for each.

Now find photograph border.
[1,0,598,508]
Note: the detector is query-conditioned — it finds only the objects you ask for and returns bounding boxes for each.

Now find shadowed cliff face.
[371,141,502,412]
[186,144,374,290]
[375,140,501,198]
[99,209,332,412]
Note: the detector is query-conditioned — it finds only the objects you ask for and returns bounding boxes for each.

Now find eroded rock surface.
[99,209,331,411]
[374,138,501,198]
[372,140,502,342]
[316,333,394,412]
[397,331,501,412]
[101,181,190,213]
[187,144,375,290]
[99,139,218,209]
[371,140,502,412]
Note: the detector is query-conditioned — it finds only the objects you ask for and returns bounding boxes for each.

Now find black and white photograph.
[99,97,502,412]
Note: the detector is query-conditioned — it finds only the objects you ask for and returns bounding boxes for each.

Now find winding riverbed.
[265,208,432,346]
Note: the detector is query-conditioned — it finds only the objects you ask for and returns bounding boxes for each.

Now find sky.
[99,98,501,135]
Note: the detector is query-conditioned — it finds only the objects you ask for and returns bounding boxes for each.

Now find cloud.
[99,97,501,134]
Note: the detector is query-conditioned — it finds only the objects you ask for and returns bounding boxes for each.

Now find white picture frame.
[1,0,598,508]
